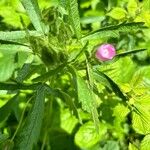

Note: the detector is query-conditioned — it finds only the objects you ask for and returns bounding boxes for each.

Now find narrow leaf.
[20,0,47,34]
[67,0,81,39]
[0,94,18,122]
[116,48,147,57]
[15,85,45,150]
[0,31,42,43]
[82,22,145,41]
[76,74,99,129]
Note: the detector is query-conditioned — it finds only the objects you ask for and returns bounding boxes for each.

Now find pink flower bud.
[95,44,116,61]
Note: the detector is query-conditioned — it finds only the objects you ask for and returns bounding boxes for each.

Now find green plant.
[0,0,150,150]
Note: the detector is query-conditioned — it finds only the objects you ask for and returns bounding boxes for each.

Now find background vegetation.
[0,0,150,149]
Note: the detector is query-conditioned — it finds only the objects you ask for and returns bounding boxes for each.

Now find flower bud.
[95,44,116,61]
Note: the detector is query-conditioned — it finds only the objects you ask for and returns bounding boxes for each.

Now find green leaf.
[75,121,107,148]
[0,31,42,43]
[113,104,130,122]
[76,74,99,129]
[107,7,127,20]
[116,49,147,58]
[15,85,45,150]
[60,108,78,134]
[0,133,9,144]
[93,70,127,102]
[127,0,138,16]
[141,134,150,150]
[0,94,18,122]
[82,22,145,41]
[20,0,47,34]
[0,44,31,53]
[16,63,31,83]
[128,143,138,150]
[132,106,150,134]
[80,16,105,24]
[143,0,150,12]
[56,89,81,122]
[67,0,81,39]
[102,141,120,150]
[0,50,16,82]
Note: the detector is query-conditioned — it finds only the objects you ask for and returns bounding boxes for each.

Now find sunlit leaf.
[20,0,47,34]
[107,7,127,20]
[67,0,81,39]
[82,22,145,41]
[141,134,150,150]
[75,121,107,148]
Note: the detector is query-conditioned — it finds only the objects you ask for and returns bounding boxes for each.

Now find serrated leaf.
[82,22,145,41]
[16,63,31,83]
[132,106,150,134]
[68,65,99,129]
[141,134,150,150]
[75,121,107,148]
[67,0,81,39]
[76,74,99,130]
[15,85,45,150]
[20,0,47,34]
[107,7,127,20]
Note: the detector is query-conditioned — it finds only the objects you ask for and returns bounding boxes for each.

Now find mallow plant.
[0,0,150,149]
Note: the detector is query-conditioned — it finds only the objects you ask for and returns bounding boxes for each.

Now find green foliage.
[82,22,145,41]
[14,85,45,150]
[66,0,81,39]
[0,0,150,149]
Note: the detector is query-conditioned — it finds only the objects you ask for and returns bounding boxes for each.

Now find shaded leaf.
[15,85,45,150]
[0,94,18,122]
